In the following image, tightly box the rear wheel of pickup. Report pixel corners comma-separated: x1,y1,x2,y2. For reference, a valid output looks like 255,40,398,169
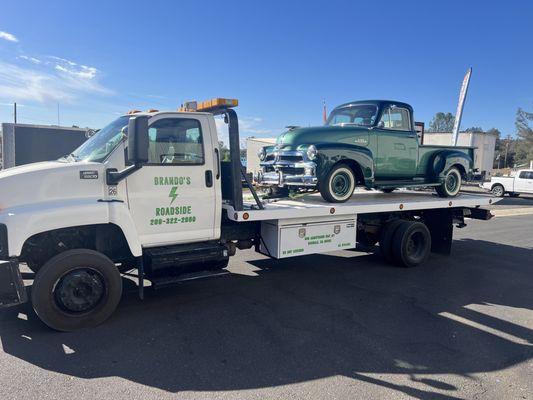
435,167,462,197
32,249,122,332
491,184,505,197
319,164,356,203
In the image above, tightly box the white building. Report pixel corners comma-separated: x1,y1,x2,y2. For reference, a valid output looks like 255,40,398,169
246,137,277,176
423,131,498,178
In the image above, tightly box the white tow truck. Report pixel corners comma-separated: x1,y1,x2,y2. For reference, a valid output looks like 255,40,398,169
482,169,533,197
0,98,496,331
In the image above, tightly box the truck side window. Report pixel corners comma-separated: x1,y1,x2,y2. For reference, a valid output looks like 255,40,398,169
378,107,411,131
519,171,533,179
148,118,204,165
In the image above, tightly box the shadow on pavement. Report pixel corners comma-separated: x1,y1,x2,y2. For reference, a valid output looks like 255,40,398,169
0,238,532,399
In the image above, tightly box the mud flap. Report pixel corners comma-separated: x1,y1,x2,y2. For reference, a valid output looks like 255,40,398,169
0,260,28,308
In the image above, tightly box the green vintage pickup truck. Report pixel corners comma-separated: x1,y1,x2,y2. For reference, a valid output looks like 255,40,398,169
257,100,474,202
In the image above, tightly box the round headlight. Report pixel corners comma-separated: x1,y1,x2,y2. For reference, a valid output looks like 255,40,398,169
307,145,318,160
258,147,266,161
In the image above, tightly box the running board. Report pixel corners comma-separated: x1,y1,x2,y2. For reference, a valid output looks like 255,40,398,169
375,181,440,189
150,270,230,290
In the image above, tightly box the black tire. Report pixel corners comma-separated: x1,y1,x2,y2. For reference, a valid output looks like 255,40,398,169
32,249,122,332
391,221,432,268
319,164,356,203
491,184,505,197
382,188,395,194
380,220,406,263
435,167,462,197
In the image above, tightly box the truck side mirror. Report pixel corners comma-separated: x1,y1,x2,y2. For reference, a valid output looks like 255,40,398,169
127,116,149,165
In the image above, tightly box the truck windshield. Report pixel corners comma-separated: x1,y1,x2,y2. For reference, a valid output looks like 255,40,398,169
326,104,378,127
68,116,130,162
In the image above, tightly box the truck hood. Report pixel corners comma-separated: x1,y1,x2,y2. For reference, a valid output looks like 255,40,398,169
276,125,369,149
0,161,105,211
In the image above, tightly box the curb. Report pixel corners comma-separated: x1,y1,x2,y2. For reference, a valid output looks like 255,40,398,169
491,207,533,217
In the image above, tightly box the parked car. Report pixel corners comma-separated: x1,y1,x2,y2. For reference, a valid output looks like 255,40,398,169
482,169,533,197
257,100,474,202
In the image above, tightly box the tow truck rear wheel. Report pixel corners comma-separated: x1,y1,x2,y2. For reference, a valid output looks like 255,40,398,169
379,219,406,262
31,249,122,332
391,221,431,267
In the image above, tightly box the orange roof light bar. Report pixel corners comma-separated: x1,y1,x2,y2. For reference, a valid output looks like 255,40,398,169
179,98,238,113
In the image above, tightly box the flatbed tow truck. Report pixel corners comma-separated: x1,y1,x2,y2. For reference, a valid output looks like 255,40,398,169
0,98,496,331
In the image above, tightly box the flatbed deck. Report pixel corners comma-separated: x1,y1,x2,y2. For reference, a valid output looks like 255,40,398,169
223,190,497,221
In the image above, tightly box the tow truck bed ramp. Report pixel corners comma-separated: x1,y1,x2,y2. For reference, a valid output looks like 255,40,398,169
223,191,496,221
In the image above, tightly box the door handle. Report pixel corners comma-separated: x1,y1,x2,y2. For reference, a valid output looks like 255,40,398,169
214,148,220,179
205,170,213,187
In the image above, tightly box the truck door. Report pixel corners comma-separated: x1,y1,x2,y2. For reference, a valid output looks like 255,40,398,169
374,105,418,180
515,170,533,193
125,114,221,247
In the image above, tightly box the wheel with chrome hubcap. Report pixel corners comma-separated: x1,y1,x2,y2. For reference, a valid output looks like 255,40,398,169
319,164,356,203
32,249,122,331
435,167,462,197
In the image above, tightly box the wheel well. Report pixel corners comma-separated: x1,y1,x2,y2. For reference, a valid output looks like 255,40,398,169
452,163,467,178
20,224,135,271
491,183,504,190
336,160,365,185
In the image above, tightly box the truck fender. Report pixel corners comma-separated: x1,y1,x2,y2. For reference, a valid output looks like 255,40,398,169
315,143,374,185
5,199,142,258
429,150,472,180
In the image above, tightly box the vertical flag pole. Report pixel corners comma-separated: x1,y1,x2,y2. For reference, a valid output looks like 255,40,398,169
322,100,327,124
451,67,472,146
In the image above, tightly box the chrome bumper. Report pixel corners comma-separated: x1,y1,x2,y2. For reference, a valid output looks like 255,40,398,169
257,158,318,187
257,170,318,187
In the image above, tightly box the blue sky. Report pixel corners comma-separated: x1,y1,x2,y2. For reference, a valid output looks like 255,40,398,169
0,0,532,142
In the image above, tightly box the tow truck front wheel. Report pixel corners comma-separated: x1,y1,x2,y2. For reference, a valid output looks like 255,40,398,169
319,164,356,203
32,249,122,332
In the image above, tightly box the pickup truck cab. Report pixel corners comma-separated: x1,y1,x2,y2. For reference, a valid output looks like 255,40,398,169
257,100,474,202
482,170,533,197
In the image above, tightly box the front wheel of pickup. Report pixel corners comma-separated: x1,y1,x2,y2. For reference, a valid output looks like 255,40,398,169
32,249,122,332
491,184,505,197
435,167,462,197
319,164,356,203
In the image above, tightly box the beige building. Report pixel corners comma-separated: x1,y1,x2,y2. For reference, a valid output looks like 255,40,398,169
246,137,277,176
423,131,498,178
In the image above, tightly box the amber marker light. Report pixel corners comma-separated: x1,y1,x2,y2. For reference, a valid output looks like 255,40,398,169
243,212,250,220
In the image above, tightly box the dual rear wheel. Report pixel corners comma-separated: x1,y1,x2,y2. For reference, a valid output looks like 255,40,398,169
380,220,432,267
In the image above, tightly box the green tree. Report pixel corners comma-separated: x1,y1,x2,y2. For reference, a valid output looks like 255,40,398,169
465,126,483,132
427,112,455,132
515,108,533,165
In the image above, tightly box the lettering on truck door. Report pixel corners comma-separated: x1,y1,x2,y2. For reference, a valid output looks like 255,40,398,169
125,114,218,246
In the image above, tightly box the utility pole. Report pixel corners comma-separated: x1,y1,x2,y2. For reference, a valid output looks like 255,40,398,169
14,102,17,124
503,134,510,168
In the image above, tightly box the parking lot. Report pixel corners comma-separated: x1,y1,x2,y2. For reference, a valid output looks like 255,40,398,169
0,197,532,400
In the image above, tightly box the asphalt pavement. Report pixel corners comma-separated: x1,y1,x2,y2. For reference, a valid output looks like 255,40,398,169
0,214,532,400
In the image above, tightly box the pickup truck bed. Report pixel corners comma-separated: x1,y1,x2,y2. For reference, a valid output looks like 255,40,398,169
224,190,496,221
